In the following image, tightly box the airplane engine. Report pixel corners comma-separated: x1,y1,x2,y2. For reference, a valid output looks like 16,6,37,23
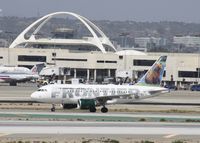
78,99,96,109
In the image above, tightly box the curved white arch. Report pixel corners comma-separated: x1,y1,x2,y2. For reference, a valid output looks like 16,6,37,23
9,12,116,53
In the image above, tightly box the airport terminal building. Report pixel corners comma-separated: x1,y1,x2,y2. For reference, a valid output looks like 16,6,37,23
0,12,200,87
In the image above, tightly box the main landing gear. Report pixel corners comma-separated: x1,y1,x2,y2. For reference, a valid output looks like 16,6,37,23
89,106,96,112
51,104,55,112
101,106,108,113
89,106,108,113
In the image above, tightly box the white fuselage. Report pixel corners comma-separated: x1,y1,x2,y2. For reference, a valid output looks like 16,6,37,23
0,67,39,83
31,84,168,104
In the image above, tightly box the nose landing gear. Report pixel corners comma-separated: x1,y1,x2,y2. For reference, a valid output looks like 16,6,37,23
51,104,55,112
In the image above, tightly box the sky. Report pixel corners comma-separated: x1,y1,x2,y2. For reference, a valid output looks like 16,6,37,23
1,0,200,23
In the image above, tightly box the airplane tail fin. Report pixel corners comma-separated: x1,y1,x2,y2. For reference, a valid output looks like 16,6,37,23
31,63,45,75
136,56,167,86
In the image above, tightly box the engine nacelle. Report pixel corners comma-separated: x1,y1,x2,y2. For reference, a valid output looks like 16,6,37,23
62,104,77,109
78,99,96,109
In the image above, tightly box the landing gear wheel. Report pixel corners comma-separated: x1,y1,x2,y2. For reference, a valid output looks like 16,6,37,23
51,107,55,112
10,82,17,86
101,107,108,113
89,106,96,112
51,104,55,112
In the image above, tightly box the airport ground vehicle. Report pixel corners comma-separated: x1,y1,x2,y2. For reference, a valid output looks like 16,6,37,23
36,78,49,87
31,56,168,113
164,84,177,90
190,84,200,91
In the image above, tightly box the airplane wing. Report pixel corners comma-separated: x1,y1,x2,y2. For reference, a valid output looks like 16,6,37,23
94,88,168,105
95,94,132,105
148,89,169,95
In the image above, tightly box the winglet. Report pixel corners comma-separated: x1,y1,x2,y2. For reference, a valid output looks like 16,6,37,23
136,56,167,86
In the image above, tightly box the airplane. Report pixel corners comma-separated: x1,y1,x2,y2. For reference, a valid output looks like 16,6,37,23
0,63,44,86
31,56,168,113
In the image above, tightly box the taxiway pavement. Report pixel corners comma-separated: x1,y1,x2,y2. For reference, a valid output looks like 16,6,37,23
0,121,200,137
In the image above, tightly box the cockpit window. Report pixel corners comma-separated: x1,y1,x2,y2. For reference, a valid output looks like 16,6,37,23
37,89,47,92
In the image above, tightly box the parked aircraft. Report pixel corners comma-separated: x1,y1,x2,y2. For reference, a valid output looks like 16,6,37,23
0,63,44,86
31,56,168,113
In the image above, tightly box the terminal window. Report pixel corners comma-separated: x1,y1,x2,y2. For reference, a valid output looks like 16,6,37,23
52,58,87,62
133,59,156,66
97,60,117,63
97,60,104,63
105,61,117,63
178,71,197,78
18,55,46,62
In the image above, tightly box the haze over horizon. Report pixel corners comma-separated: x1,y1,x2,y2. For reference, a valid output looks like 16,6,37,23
1,0,200,23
